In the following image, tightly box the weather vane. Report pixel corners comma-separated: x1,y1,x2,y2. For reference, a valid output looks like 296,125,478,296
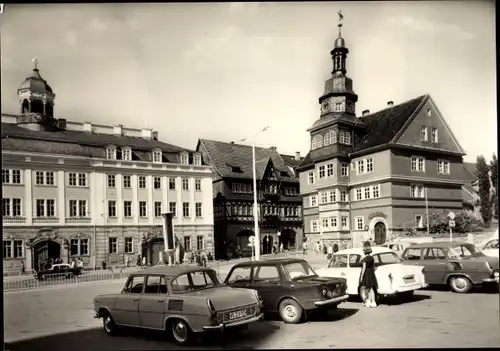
32,57,39,70
337,10,344,36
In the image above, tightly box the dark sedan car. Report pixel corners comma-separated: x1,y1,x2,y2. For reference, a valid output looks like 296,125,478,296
34,263,83,280
401,242,499,293
224,258,348,324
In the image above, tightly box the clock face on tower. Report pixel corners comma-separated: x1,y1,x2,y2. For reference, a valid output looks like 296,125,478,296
321,100,331,113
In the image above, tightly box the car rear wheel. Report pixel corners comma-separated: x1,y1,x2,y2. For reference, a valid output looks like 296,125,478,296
102,312,118,336
170,319,193,345
449,276,472,293
279,298,303,324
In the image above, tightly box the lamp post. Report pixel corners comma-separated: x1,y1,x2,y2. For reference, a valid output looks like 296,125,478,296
240,126,270,261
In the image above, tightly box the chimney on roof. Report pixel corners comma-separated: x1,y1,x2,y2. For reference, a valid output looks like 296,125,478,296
387,101,394,106
83,122,92,133
230,141,235,145
113,125,123,136
141,128,153,140
362,110,370,116
295,151,301,161
269,146,277,151
152,131,158,140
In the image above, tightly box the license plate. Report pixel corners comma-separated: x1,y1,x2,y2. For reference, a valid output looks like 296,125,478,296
229,309,248,320
404,278,416,284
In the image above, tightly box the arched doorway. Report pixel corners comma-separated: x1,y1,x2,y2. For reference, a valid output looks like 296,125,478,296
33,240,61,271
280,229,297,250
374,222,387,245
236,230,254,258
262,235,273,255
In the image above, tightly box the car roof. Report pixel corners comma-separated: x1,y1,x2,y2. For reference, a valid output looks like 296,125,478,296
406,241,471,249
133,265,215,277
232,257,306,268
334,246,394,255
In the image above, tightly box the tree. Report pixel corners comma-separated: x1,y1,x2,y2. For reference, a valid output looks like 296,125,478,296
490,154,498,219
477,155,492,226
427,210,483,234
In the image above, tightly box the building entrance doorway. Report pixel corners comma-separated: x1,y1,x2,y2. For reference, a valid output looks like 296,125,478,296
374,222,387,245
262,235,273,254
34,240,61,271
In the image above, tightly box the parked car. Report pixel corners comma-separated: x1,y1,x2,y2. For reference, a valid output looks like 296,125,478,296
378,242,414,256
224,258,348,324
401,242,499,293
34,263,83,280
93,266,263,345
315,247,427,303
478,235,499,258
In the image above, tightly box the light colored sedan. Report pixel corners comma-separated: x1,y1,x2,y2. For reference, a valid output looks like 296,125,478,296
93,265,263,345
480,237,499,258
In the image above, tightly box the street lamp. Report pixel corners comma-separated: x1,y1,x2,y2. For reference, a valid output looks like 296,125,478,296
240,126,270,261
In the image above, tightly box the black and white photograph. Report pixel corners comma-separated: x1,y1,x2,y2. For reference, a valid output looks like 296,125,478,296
2,1,498,350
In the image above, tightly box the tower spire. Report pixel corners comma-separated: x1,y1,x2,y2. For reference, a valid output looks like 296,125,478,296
32,57,39,71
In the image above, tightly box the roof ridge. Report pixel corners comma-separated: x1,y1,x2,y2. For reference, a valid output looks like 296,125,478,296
361,94,428,118
200,138,276,152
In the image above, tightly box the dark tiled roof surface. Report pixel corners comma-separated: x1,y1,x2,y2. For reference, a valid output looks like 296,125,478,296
280,154,304,167
463,162,478,181
1,122,192,157
353,94,427,152
199,139,298,182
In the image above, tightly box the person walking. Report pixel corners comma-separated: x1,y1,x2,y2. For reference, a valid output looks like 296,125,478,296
359,242,378,308
142,256,147,268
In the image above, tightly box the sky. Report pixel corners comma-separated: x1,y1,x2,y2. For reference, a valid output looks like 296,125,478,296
0,2,496,163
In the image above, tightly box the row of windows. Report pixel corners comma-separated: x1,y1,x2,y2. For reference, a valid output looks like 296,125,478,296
354,185,381,201
108,175,202,191
310,190,348,207
232,183,252,194
227,203,301,217
105,147,202,166
3,240,24,259
311,130,352,150
411,157,450,175
311,217,349,232
420,126,439,143
308,163,349,184
2,198,204,219
3,169,204,190
354,157,374,175
320,216,349,230
107,235,205,254
107,201,203,218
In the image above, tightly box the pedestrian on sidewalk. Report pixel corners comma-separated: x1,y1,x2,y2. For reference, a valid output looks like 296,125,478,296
302,241,308,256
20,261,25,276
142,256,147,268
359,242,378,308
125,256,130,268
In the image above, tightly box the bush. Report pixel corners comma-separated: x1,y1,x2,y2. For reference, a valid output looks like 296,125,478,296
428,210,484,234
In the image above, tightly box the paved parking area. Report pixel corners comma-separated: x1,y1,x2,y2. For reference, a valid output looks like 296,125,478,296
4,254,499,349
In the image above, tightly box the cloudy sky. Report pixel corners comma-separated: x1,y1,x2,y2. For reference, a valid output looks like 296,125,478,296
1,2,496,162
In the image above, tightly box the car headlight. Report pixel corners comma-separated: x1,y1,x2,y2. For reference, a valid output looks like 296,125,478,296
493,270,499,278
322,288,328,298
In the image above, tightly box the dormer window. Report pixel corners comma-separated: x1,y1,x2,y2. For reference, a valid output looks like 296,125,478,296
106,146,116,160
152,149,162,163
193,154,202,166
122,147,132,161
180,152,189,165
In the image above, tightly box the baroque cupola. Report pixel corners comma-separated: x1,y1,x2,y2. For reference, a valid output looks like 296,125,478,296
17,58,56,118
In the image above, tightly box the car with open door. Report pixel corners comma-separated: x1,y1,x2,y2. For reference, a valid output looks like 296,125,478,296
93,266,263,345
224,258,348,324
401,242,499,293
315,247,427,303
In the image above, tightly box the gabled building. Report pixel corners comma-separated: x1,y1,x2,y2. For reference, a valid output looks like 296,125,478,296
296,19,467,248
196,140,303,259
2,61,214,274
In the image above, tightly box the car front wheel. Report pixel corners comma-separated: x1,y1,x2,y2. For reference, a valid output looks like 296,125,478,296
279,298,303,324
102,312,118,336
449,276,472,293
170,319,193,345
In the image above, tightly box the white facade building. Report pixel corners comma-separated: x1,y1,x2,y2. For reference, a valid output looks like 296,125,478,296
2,63,214,274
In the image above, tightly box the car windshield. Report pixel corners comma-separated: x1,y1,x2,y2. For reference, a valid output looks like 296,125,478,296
284,261,318,280
448,244,484,259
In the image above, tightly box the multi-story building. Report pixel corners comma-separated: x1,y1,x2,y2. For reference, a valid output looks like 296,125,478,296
196,139,303,259
2,62,214,274
296,20,467,249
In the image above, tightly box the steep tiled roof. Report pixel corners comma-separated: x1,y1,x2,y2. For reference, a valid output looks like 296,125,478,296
297,94,428,170
199,139,298,182
463,162,478,181
280,153,304,168
353,94,427,152
1,122,192,161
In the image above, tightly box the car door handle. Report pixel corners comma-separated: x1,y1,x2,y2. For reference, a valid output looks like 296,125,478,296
157,299,165,303
133,297,139,301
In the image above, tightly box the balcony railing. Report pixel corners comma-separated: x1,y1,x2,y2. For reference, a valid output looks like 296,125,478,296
33,217,59,224
2,217,26,224
65,217,92,224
